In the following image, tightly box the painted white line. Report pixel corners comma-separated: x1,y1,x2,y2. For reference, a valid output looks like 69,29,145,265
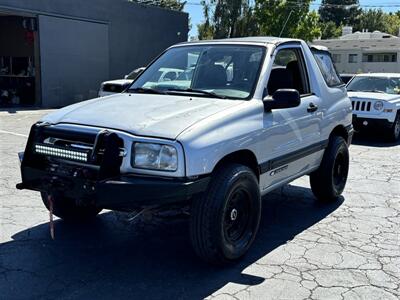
0,129,28,138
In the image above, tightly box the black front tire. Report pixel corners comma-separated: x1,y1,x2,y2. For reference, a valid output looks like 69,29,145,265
190,164,261,265
388,112,400,142
41,192,101,222
310,136,349,202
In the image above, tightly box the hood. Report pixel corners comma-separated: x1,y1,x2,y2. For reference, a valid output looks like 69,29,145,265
102,79,133,86
41,93,244,140
348,91,400,104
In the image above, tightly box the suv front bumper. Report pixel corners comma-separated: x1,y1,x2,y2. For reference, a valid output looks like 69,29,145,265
17,123,210,211
17,165,210,210
352,115,394,131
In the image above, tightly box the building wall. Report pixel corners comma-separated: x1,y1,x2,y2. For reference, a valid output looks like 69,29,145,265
0,0,188,107
332,50,400,74
313,37,400,75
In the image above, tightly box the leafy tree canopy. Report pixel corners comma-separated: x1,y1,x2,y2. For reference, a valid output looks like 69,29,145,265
197,0,400,41
198,0,257,39
320,21,342,39
319,0,361,26
255,0,321,41
131,0,186,11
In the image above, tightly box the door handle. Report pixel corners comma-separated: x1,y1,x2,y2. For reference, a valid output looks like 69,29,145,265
307,103,318,113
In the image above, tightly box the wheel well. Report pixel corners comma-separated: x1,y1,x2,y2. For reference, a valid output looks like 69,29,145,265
330,125,348,143
213,150,260,181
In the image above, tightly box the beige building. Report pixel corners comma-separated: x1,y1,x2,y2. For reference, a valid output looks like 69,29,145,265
313,30,400,74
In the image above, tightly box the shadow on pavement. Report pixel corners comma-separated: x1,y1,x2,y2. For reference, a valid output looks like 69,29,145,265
352,132,400,148
0,106,41,114
1,184,343,299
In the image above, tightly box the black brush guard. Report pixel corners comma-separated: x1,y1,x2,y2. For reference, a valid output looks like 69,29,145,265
16,123,210,211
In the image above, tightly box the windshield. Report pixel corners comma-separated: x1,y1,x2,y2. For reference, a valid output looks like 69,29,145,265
347,76,400,95
128,45,266,100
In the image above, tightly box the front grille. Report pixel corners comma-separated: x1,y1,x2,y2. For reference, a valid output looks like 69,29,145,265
352,100,371,112
34,143,89,162
102,84,126,93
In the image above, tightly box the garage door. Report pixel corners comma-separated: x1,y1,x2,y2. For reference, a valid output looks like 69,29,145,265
39,15,109,107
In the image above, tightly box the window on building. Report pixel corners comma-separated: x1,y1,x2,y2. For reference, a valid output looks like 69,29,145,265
362,53,397,63
349,54,358,63
332,54,341,63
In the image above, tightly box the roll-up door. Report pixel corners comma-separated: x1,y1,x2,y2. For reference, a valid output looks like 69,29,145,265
39,15,109,107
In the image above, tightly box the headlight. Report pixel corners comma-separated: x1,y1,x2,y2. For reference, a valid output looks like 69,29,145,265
374,101,384,111
132,142,177,171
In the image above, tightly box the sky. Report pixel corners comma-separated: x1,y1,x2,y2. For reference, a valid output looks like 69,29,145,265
184,0,400,39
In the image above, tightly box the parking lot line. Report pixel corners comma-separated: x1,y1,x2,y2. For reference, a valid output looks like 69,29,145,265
0,129,28,138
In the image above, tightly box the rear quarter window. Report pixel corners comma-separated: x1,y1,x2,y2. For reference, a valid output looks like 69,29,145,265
312,50,343,87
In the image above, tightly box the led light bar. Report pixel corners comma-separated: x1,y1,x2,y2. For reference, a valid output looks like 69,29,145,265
34,143,89,162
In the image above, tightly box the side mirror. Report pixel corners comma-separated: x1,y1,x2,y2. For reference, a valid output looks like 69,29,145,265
124,75,128,79
263,89,300,111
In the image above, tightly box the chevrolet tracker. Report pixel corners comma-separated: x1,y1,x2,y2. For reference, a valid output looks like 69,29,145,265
17,37,353,264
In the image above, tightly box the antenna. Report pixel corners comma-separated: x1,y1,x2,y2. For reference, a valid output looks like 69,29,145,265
279,10,294,37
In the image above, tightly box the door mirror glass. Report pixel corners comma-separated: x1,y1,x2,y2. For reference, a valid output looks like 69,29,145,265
263,89,300,111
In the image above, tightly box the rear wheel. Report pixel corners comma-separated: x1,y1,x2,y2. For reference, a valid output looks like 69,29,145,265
310,136,349,202
41,192,101,221
190,164,261,265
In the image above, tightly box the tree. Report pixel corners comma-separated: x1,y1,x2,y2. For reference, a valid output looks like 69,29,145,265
197,0,214,39
320,21,342,39
197,0,257,40
319,0,361,26
385,13,400,36
212,0,256,38
351,10,400,36
255,0,321,41
131,0,186,11
293,11,322,41
355,9,387,33
234,4,259,37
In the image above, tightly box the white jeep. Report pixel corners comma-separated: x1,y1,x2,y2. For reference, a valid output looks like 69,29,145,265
347,73,400,141
17,37,353,264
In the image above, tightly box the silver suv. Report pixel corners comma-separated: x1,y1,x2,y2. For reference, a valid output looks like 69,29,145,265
17,37,353,264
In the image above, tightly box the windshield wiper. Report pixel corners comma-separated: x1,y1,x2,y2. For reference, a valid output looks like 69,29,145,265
128,87,167,95
361,89,386,94
167,88,226,99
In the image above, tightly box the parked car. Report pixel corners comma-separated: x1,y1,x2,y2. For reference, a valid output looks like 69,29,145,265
98,67,145,97
347,73,400,141
341,73,355,84
17,37,353,264
98,67,184,97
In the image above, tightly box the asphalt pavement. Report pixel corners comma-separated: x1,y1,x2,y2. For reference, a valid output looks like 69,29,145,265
0,109,399,299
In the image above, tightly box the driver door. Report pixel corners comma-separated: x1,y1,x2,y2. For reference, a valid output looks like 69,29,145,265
259,45,323,191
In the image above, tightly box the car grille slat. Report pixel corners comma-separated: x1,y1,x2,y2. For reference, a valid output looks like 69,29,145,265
352,100,372,112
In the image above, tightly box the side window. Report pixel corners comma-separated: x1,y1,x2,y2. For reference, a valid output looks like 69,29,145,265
312,50,343,87
267,48,310,96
